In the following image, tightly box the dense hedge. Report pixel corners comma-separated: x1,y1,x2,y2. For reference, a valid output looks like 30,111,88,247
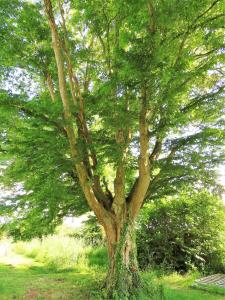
137,190,225,273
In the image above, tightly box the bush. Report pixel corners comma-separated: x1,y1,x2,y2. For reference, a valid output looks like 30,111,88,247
72,215,104,246
86,246,108,268
137,190,225,273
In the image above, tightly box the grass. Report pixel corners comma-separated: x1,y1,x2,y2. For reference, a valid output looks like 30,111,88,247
0,238,225,299
160,272,225,300
13,235,88,270
0,244,104,300
0,263,104,300
0,237,105,299
192,284,225,296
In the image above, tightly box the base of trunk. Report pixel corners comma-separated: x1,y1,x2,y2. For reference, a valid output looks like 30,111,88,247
106,252,141,299
104,221,141,299
101,216,165,299
105,267,141,299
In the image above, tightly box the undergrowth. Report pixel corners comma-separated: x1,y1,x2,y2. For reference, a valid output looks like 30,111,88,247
8,236,225,300
13,235,94,270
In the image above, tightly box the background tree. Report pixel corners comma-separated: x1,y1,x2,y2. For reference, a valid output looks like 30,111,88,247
0,0,225,298
137,190,225,273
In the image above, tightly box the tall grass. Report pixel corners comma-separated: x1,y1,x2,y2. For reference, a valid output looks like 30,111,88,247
13,235,92,270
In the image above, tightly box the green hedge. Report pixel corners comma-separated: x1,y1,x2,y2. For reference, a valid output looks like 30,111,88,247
137,190,225,273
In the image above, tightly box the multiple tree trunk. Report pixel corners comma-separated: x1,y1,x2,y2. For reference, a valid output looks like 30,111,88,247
44,0,152,296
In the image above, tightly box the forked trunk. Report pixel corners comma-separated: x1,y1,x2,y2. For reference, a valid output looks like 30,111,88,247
104,219,141,299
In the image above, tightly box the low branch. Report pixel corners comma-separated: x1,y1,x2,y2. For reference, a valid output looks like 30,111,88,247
181,84,224,113
192,0,221,24
1,99,67,137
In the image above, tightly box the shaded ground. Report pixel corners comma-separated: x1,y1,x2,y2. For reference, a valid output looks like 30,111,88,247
0,263,104,300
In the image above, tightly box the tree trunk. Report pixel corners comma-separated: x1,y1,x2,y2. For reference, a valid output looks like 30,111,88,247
104,219,141,299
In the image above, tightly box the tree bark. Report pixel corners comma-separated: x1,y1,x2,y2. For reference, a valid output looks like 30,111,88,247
104,216,141,298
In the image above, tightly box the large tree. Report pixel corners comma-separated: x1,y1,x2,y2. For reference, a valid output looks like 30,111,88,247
0,0,224,297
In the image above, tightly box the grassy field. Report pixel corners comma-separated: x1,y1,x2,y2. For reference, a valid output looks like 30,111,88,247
159,273,225,300
0,240,225,299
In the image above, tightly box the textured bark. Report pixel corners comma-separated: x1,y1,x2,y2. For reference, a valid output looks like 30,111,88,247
104,218,140,298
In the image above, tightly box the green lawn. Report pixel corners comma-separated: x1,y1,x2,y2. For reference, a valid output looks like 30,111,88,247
0,251,225,299
0,263,104,300
162,273,225,300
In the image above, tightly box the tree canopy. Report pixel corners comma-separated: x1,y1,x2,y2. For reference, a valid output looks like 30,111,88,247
0,0,224,296
0,0,224,236
1,0,224,236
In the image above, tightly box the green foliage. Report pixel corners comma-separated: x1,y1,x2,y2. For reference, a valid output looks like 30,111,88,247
12,231,108,271
137,272,165,300
0,0,224,242
137,190,225,273
72,215,104,246
0,94,88,239
86,247,108,269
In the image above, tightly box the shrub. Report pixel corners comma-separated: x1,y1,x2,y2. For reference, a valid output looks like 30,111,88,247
72,215,104,246
137,190,225,273
86,246,108,268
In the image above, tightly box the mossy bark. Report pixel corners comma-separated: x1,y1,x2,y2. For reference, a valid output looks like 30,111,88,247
104,220,141,299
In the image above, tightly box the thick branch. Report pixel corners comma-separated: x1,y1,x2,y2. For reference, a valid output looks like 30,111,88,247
45,71,56,102
149,137,162,163
147,1,156,34
112,91,130,220
129,88,151,219
112,129,127,218
58,0,109,203
44,0,108,223
145,144,180,200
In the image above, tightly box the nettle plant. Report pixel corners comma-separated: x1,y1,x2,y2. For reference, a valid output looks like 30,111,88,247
0,0,224,297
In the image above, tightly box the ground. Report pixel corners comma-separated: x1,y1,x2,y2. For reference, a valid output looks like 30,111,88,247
0,248,225,299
